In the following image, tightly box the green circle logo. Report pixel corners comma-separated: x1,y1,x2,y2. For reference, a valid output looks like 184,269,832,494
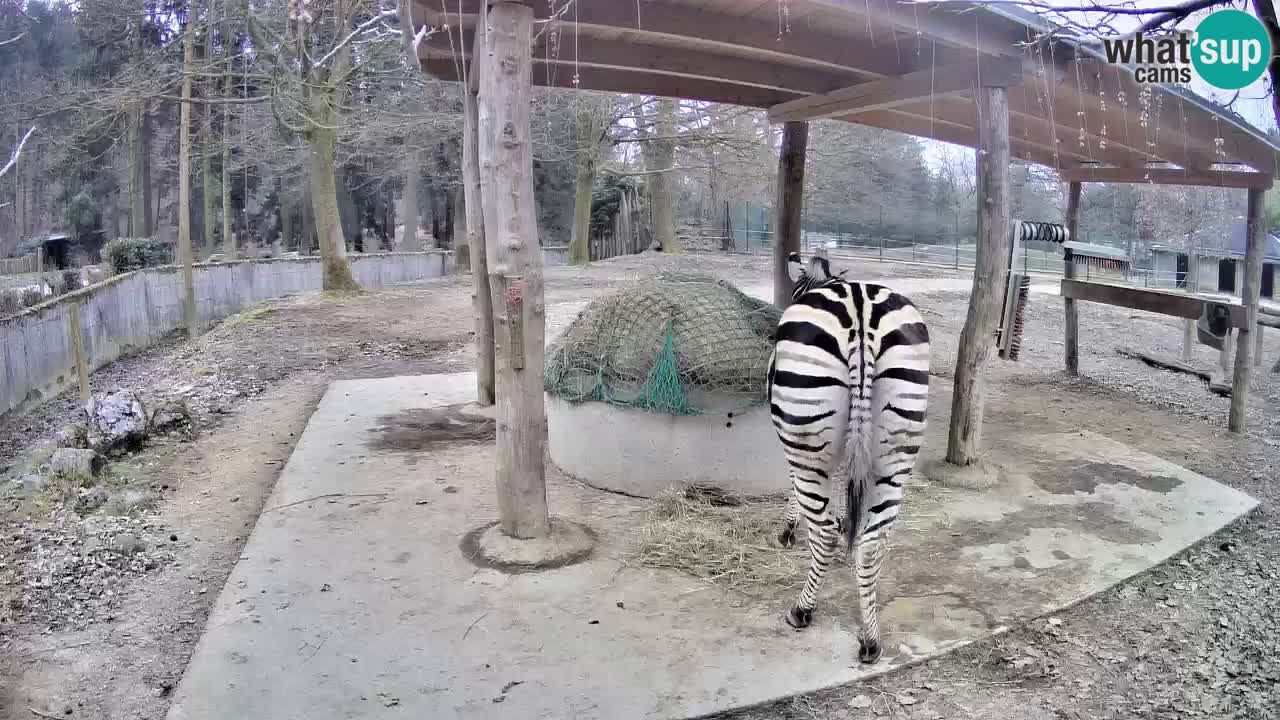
1192,9,1272,90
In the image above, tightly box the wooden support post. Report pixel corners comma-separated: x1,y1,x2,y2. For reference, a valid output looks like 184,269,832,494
67,303,91,403
1220,330,1233,378
1256,325,1264,367
1063,180,1081,374
463,34,495,406
946,84,1010,467
1229,187,1267,432
773,121,809,309
1182,320,1195,363
478,0,550,539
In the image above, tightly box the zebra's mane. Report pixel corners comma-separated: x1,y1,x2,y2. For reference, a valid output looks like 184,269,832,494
790,255,851,300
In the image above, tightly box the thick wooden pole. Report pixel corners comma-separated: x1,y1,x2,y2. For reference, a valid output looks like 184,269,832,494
773,121,808,309
68,303,91,403
478,1,550,539
1229,187,1267,432
1063,180,1081,374
464,45,495,406
946,85,1010,466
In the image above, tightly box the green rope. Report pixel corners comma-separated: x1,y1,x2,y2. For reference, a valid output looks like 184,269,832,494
633,326,693,415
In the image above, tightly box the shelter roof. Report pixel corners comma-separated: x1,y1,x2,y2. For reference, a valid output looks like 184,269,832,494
408,0,1280,182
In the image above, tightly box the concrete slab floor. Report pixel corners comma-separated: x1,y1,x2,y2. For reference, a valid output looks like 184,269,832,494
166,373,1257,720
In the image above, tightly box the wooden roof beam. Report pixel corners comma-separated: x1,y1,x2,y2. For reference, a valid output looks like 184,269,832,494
420,57,804,109
906,94,1146,168
846,108,1080,170
805,0,1026,57
413,1,922,80
1059,166,1274,189
422,29,864,97
767,57,1021,123
1060,58,1273,174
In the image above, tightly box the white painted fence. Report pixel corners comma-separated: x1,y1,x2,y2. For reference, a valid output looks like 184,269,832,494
1,252,452,415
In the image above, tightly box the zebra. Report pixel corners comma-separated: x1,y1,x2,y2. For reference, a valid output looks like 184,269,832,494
766,251,931,664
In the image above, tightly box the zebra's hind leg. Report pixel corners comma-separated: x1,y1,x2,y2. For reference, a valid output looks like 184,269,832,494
852,530,887,663
777,486,801,547
784,501,840,629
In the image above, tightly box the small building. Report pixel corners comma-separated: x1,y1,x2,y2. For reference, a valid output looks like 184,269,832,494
1063,241,1132,281
1149,221,1280,298
24,230,108,270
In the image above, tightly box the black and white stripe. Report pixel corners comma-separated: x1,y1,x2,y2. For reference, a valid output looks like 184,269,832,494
769,252,930,665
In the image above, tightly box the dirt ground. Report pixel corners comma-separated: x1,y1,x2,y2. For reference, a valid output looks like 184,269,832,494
2,250,1278,720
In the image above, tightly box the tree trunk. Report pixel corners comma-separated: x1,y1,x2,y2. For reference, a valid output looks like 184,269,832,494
773,121,808,310
570,102,604,265
455,182,470,270
308,108,359,291
648,98,679,252
401,148,421,251
569,154,594,265
201,12,216,253
127,103,147,237
280,182,293,250
478,0,549,539
178,25,199,336
141,106,154,237
446,188,456,248
946,85,1010,466
464,78,494,403
220,76,235,259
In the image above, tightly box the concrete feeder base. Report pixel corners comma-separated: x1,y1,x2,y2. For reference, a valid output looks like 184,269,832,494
545,394,788,498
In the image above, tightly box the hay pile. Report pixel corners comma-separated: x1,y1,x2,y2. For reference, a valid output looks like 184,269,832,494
544,272,780,415
630,487,831,595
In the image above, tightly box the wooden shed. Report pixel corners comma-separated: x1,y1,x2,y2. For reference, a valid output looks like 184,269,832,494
404,0,1279,536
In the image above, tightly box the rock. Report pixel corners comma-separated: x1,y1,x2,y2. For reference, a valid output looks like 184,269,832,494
75,486,109,514
848,694,873,709
149,400,193,435
12,473,48,493
56,423,90,449
85,391,148,452
50,448,104,479
107,488,158,516
109,532,147,554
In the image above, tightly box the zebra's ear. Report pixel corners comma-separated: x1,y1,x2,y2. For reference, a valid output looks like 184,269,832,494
786,252,805,281
808,255,832,280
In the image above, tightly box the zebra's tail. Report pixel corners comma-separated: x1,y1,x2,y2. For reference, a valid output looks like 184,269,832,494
844,343,875,552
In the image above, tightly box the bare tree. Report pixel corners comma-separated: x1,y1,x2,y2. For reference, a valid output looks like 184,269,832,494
249,0,401,290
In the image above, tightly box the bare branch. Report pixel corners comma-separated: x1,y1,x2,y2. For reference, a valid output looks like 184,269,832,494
316,9,399,68
0,32,25,48
0,126,36,180
157,94,273,105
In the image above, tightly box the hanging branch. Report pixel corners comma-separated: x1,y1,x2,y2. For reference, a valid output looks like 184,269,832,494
0,32,25,47
0,126,36,180
315,9,399,67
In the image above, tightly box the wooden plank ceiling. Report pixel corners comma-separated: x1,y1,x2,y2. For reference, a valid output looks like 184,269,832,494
409,0,1280,182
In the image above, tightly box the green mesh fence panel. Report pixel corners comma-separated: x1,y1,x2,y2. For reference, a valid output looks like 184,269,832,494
545,272,781,415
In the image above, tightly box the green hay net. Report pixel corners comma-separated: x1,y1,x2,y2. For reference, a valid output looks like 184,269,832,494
545,272,781,416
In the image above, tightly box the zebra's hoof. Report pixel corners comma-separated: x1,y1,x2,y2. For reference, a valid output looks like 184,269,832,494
784,606,813,629
777,526,796,548
858,639,882,664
